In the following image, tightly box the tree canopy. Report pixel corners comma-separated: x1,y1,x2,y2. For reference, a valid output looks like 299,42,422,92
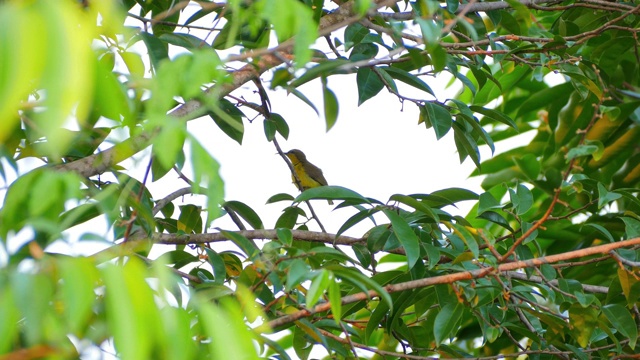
1,0,640,359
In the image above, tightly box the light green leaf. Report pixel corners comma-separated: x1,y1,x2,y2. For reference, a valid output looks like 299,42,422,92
190,137,224,223
328,277,342,324
198,298,261,360
307,270,330,308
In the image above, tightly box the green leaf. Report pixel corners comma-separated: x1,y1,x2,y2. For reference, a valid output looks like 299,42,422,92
382,209,420,269
155,250,197,270
566,143,602,161
584,223,615,242
621,217,640,238
356,67,385,106
603,304,638,349
266,193,295,204
271,113,290,140
477,211,514,232
509,184,533,215
177,204,203,234
208,99,245,145
453,121,481,167
223,200,264,229
446,0,459,13
344,23,370,50
420,102,452,139
322,79,339,131
569,304,598,347
326,265,393,310
415,17,441,46
137,32,169,72
295,185,369,204
597,183,621,209
204,248,227,285
220,230,259,260
159,33,209,50
289,89,319,115
198,298,261,360
352,243,372,268
453,223,479,258
328,277,342,324
389,194,439,222
276,228,293,246
190,137,224,223
469,105,518,131
263,118,277,142
434,302,464,345
381,66,434,96
514,153,541,181
59,257,99,335
101,259,160,360
478,192,502,214
307,270,330,308
286,259,312,290
289,59,350,88
262,0,317,67
336,207,380,237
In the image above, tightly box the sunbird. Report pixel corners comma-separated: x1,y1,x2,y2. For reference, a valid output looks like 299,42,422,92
285,149,333,205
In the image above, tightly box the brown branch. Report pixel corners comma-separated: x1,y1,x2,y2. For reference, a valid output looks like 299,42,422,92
267,237,640,328
317,329,436,360
152,187,196,216
152,229,362,246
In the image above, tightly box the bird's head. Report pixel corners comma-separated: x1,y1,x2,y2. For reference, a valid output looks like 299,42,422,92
285,149,307,162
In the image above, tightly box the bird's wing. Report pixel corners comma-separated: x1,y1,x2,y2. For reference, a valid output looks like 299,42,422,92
304,163,328,186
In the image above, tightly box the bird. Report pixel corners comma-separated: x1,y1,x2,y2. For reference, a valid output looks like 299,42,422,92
284,149,334,205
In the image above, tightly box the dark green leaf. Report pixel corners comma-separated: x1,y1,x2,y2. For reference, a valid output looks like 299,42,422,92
470,105,518,131
356,67,385,106
136,32,169,72
420,102,452,139
322,79,339,131
603,304,638,349
380,66,434,96
621,217,640,238
434,302,464,345
382,209,420,269
477,211,514,232
266,193,295,204
295,186,369,204
223,201,264,229
204,248,227,285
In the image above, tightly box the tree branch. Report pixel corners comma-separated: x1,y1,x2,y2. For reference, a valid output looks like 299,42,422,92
267,237,640,328
151,229,364,246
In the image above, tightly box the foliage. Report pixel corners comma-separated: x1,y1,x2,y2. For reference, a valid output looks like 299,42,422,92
1,0,640,359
